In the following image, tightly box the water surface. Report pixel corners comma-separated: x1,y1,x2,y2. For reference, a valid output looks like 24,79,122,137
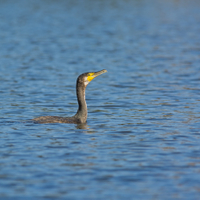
0,0,200,199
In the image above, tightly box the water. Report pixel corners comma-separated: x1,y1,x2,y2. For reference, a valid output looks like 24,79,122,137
0,0,200,199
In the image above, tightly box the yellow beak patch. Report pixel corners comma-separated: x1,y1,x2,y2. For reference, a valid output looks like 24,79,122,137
86,70,107,82
87,73,95,82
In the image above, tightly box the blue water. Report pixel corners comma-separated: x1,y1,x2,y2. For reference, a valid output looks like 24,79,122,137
1,0,200,199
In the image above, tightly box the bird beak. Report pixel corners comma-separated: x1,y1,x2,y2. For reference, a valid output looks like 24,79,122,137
87,69,107,82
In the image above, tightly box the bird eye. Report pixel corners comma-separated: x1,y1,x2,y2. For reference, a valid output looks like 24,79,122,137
88,73,95,76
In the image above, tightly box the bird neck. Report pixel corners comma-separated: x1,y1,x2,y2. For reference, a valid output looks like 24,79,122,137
74,82,87,123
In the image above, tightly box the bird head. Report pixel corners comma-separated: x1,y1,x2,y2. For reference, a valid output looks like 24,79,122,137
77,69,107,87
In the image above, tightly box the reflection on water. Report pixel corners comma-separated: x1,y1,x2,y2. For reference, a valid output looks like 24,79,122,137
75,123,90,130
0,0,200,199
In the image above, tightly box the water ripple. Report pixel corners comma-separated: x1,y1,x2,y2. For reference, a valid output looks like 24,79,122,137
0,0,200,199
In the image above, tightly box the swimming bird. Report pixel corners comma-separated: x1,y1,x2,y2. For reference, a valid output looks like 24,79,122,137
32,69,107,124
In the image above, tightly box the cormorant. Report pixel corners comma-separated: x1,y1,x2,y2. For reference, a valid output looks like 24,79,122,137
32,69,107,124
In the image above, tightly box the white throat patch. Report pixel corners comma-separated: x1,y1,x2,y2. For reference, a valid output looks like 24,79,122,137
84,77,90,86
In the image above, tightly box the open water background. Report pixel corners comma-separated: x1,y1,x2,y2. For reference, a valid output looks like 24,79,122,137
0,0,200,199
